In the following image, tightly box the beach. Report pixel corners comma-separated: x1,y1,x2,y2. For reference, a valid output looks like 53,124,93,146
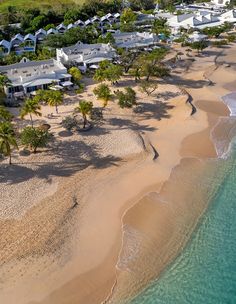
0,43,236,304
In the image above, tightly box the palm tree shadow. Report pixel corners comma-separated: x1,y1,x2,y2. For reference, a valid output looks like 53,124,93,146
0,141,122,185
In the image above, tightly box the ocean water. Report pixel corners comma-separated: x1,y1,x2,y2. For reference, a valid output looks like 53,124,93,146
129,139,236,304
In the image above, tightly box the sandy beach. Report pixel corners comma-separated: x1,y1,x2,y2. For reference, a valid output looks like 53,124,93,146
1,43,236,304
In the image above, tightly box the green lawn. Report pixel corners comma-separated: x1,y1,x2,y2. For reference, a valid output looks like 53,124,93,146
0,0,86,12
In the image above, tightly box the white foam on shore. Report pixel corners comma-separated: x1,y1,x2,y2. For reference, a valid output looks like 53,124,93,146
222,92,236,117
210,93,236,159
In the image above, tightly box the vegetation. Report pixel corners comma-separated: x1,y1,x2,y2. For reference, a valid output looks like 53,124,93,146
0,73,11,92
94,60,123,85
190,41,208,53
139,80,158,96
21,126,52,153
130,48,169,82
0,105,13,122
211,39,228,47
20,98,42,127
152,18,171,38
0,121,18,164
93,83,112,107
120,8,137,32
115,87,137,108
69,67,82,85
35,90,63,113
61,116,78,131
74,100,93,128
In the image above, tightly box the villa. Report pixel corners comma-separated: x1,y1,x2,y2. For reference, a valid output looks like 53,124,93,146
0,58,72,100
56,41,117,72
112,31,158,49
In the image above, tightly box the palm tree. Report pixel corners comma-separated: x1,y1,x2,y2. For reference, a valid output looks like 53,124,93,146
47,91,63,113
74,101,93,128
0,122,18,164
20,98,42,127
0,106,13,122
0,74,11,93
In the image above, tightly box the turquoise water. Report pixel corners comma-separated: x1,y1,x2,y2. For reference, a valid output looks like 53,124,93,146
130,142,236,304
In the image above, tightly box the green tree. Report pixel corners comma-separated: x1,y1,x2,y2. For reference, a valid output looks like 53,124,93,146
69,67,82,85
94,61,123,85
133,48,169,81
139,80,158,96
115,87,137,108
20,98,42,127
152,18,171,38
190,41,208,54
97,32,115,44
21,126,51,153
0,121,18,164
0,106,13,122
120,8,137,32
93,84,112,107
74,101,93,128
0,74,11,93
46,91,63,113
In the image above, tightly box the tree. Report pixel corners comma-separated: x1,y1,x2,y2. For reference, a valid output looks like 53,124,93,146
0,121,18,164
93,84,112,107
0,73,11,93
190,41,208,54
152,18,171,38
133,48,169,81
74,101,93,128
120,50,140,73
120,8,137,32
0,106,13,122
21,126,51,153
20,98,42,127
46,91,63,113
97,32,115,44
115,87,137,108
69,67,82,85
139,81,158,96
94,61,123,85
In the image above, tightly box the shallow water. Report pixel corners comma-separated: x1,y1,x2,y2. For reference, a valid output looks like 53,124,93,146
129,140,236,304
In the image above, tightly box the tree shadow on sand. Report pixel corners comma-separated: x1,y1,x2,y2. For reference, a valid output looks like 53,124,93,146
0,141,121,185
134,100,175,121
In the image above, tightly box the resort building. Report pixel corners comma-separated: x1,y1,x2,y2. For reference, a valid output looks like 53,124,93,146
0,40,11,56
56,41,117,72
167,11,221,30
112,31,158,49
0,58,72,99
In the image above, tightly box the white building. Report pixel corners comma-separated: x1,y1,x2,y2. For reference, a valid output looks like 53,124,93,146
56,41,117,72
0,58,72,99
211,0,229,7
112,31,158,49
168,11,221,30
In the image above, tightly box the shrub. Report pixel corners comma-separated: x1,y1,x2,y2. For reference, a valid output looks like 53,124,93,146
115,87,137,108
61,116,78,131
93,84,112,107
211,40,228,47
21,126,52,153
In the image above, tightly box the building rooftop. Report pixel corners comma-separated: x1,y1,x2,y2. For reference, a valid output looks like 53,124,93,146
0,59,67,85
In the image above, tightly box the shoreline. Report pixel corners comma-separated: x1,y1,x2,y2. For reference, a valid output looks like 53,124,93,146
104,47,235,303
0,44,236,304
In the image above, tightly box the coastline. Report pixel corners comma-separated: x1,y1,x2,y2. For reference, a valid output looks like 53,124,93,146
0,44,236,304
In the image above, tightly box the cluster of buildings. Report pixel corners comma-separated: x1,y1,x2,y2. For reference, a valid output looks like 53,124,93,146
167,9,236,31
0,31,159,100
0,13,121,56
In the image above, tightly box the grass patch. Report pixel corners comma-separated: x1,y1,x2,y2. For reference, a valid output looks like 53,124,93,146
0,0,86,13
